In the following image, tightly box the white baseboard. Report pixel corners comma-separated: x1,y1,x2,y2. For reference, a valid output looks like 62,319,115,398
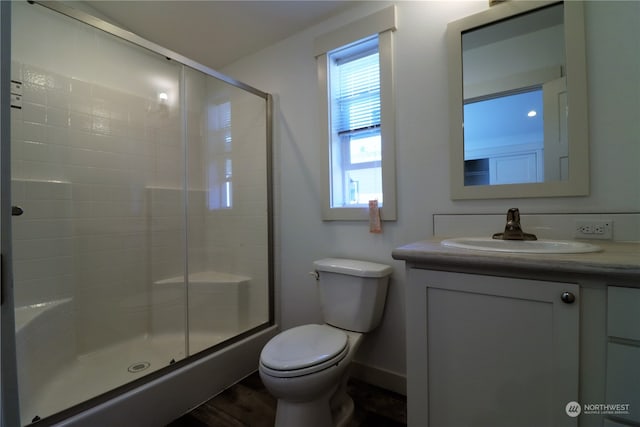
350,361,406,396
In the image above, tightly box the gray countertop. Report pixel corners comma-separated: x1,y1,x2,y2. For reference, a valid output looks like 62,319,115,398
392,239,640,283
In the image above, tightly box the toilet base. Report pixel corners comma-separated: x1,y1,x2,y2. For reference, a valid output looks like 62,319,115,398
333,394,354,427
274,387,335,427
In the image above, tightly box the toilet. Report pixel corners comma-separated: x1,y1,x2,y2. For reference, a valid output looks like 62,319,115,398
259,258,392,427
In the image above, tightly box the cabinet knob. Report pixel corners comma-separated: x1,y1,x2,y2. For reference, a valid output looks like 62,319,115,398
561,291,575,304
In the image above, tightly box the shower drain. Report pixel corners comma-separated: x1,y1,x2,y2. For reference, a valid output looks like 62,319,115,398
128,361,151,373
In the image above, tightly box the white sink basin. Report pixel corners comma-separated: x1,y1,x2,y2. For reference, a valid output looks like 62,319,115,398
441,237,602,254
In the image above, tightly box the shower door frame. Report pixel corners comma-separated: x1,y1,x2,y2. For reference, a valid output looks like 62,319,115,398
1,1,276,425
2,1,22,427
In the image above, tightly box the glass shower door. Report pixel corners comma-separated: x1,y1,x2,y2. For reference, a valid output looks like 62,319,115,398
10,2,187,422
6,2,272,425
184,68,270,354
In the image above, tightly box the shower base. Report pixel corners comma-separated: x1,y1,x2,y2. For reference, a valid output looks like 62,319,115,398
21,331,234,424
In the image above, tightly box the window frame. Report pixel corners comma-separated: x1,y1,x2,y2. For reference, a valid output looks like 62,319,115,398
316,6,396,221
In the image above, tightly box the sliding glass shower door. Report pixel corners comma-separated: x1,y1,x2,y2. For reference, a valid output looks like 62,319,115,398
7,2,271,425
184,68,270,354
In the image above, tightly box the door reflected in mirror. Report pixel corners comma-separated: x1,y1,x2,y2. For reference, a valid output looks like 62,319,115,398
462,3,564,186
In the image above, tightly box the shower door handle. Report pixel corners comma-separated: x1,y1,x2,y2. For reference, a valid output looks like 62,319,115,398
12,206,23,216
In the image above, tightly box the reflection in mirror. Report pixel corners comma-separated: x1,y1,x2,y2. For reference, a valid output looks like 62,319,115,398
463,3,564,186
447,1,589,199
464,89,545,185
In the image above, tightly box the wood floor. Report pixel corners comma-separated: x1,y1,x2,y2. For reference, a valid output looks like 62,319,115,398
167,371,407,427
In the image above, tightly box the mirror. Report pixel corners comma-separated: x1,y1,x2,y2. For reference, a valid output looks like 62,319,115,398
447,1,589,199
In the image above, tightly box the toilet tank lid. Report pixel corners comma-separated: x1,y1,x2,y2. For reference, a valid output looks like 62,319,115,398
313,258,392,278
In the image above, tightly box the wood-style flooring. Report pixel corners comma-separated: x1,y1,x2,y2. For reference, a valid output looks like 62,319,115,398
167,371,406,427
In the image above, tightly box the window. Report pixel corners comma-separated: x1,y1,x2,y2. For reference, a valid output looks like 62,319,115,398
330,38,382,206
316,6,396,221
207,101,233,209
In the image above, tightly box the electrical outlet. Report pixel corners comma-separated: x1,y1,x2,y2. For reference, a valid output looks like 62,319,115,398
575,220,613,240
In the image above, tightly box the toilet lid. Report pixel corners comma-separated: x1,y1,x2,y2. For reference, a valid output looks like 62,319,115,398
260,324,348,371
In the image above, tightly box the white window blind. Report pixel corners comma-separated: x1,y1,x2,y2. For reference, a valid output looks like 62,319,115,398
334,50,380,135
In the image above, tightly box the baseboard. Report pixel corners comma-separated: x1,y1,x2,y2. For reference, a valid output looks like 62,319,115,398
350,361,406,396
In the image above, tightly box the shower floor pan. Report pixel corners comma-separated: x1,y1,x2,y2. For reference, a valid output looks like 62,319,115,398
21,331,234,424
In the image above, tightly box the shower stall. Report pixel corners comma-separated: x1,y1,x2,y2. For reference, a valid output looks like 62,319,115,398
1,2,274,426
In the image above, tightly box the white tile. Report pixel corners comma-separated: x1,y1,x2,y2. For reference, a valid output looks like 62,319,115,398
44,71,70,92
22,82,47,105
11,61,22,81
109,118,128,137
24,161,65,182
92,116,112,136
11,180,26,202
69,95,92,115
22,122,47,143
22,141,48,162
47,144,72,165
91,100,110,119
11,136,24,161
47,126,69,145
13,238,73,261
25,180,71,200
22,66,47,87
11,110,24,134
46,88,70,109
68,129,90,148
90,133,118,153
11,160,25,180
71,183,93,201
71,201,94,218
46,107,69,128
12,218,72,240
20,199,72,220
69,111,93,133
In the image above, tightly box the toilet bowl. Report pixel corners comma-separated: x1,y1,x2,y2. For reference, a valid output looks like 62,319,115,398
259,259,392,427
260,324,363,427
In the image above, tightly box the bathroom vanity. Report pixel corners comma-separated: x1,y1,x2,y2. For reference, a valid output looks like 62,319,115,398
392,240,640,427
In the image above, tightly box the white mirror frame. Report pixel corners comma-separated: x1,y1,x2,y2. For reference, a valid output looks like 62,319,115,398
447,0,589,200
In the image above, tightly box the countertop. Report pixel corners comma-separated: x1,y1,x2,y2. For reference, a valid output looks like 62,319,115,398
392,239,640,283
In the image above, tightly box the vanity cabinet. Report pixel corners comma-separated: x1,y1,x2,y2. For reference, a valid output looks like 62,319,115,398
394,239,640,427
406,269,580,427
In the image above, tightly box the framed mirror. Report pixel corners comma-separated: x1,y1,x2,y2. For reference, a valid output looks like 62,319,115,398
447,1,589,199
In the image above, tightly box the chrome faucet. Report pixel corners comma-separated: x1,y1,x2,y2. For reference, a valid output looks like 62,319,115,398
492,208,537,241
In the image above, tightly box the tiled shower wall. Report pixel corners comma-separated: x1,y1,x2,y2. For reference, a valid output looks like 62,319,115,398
11,60,182,352
10,60,269,353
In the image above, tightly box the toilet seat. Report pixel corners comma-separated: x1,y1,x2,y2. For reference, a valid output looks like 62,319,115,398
260,324,349,378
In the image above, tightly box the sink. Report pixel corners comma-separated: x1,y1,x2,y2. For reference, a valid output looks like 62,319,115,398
441,237,602,254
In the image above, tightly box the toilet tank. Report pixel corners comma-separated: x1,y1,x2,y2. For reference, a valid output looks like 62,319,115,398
313,258,392,333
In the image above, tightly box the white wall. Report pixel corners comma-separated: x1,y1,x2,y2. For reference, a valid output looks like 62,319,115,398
223,0,640,391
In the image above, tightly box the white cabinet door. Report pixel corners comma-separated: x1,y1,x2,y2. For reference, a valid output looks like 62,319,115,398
406,269,580,427
490,151,540,185
543,76,569,181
